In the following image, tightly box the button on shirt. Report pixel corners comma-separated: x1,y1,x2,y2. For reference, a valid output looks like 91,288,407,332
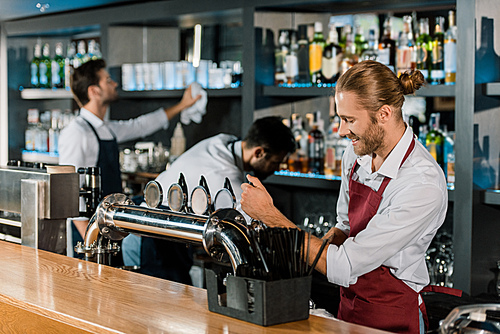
59,107,170,169
326,125,448,292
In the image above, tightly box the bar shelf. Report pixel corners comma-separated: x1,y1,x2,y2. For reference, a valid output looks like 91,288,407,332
262,84,455,98
264,171,341,190
481,189,500,206
118,87,242,99
19,88,73,100
484,82,500,96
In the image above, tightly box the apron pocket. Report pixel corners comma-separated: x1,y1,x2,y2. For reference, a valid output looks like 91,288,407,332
352,296,410,332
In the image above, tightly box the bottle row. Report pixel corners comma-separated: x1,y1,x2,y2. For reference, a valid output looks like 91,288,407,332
418,112,455,187
274,11,457,87
24,108,77,154
281,109,455,188
29,39,102,90
121,60,243,91
284,111,349,177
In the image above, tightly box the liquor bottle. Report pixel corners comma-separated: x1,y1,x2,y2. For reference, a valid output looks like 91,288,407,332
39,43,51,88
442,125,455,187
35,111,50,152
25,108,40,151
51,42,65,88
73,40,87,68
416,18,432,81
444,10,457,85
93,40,103,59
397,15,415,77
361,29,378,61
338,25,348,52
308,111,325,174
275,29,290,85
309,22,325,85
335,133,350,175
65,42,76,90
353,24,368,57
340,25,357,76
431,16,445,84
48,109,61,153
378,16,397,72
288,114,309,173
321,25,342,84
170,123,186,162
87,40,102,60
30,43,42,88
425,113,444,168
296,25,311,85
418,125,428,146
285,30,299,85
324,116,340,176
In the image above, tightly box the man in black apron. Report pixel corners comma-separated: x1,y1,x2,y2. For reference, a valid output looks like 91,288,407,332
59,59,200,262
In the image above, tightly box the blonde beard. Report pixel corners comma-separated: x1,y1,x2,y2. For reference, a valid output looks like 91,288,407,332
352,122,385,157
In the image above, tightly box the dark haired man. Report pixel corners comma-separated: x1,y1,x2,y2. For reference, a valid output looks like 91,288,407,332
122,116,296,283
59,59,200,246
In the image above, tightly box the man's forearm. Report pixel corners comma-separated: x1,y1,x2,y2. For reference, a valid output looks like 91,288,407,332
260,206,297,229
164,103,185,120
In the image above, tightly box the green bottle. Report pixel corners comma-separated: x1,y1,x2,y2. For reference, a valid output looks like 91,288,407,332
51,42,65,88
431,16,445,85
353,24,368,57
39,43,52,88
309,22,325,85
30,43,42,88
321,26,342,83
416,18,432,82
426,113,444,168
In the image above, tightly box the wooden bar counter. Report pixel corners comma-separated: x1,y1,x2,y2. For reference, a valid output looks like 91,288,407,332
0,241,388,333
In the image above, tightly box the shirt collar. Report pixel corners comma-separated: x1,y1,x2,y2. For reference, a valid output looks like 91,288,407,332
232,140,244,172
357,124,414,179
80,108,104,128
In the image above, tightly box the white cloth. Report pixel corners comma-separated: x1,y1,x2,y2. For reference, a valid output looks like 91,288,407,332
155,133,249,221
59,107,169,169
180,82,207,125
326,125,448,292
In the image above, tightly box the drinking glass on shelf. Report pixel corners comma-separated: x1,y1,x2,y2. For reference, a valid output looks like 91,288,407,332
496,260,500,296
302,213,334,238
427,231,454,287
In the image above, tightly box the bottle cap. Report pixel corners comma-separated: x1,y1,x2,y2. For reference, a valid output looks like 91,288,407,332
298,25,308,40
173,122,184,137
314,22,323,33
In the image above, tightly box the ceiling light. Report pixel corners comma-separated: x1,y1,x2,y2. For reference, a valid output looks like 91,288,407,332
36,3,50,13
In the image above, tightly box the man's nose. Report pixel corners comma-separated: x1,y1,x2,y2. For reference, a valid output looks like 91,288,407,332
338,121,349,137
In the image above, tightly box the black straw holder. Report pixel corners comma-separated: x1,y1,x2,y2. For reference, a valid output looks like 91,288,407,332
205,268,312,326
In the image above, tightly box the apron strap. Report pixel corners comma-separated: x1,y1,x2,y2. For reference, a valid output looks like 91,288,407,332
422,285,463,297
420,285,463,333
419,300,430,333
353,138,417,196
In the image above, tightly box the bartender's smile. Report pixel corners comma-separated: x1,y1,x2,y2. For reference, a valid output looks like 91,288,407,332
336,91,386,157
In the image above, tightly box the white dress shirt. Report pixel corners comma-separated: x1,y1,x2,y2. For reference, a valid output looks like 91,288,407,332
327,125,448,292
155,134,250,221
59,107,169,169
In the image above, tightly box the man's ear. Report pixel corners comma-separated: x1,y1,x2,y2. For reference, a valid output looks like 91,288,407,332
88,85,100,99
378,104,393,124
253,146,266,159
